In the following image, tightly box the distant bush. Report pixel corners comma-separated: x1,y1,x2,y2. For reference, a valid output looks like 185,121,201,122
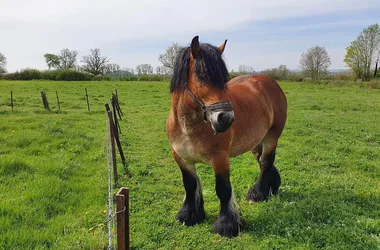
123,76,138,81
330,72,355,81
0,73,18,80
287,72,304,82
138,74,171,81
0,69,41,80
262,65,290,81
0,69,93,81
0,70,174,82
53,70,93,81
18,69,42,80
229,72,243,79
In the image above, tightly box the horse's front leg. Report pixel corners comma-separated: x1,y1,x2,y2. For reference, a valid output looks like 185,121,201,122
172,150,205,226
211,155,242,237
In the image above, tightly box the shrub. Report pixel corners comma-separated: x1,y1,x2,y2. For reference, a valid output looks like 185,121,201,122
18,69,42,80
54,69,93,81
0,73,18,80
124,76,138,81
287,72,304,82
137,74,170,81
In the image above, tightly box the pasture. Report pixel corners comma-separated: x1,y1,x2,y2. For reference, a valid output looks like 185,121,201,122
0,80,379,249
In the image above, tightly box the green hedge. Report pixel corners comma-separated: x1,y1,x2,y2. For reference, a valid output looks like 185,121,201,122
0,69,94,81
0,69,172,81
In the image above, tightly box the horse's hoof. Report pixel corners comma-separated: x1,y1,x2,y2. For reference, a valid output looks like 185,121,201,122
212,215,242,238
176,205,205,226
246,187,267,202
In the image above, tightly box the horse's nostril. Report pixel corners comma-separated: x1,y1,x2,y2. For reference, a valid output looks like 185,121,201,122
217,112,234,127
217,113,225,123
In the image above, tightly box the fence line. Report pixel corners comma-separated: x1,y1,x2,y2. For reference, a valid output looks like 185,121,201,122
105,120,115,249
105,94,130,249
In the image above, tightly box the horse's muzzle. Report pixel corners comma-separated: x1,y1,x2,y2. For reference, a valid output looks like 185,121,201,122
209,111,234,134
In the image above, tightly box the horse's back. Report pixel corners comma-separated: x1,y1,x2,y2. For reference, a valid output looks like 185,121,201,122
228,75,287,118
227,75,287,156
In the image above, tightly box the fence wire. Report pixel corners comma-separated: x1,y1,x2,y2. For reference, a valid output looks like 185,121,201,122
105,119,116,250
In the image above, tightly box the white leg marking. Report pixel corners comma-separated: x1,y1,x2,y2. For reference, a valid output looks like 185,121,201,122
228,191,241,225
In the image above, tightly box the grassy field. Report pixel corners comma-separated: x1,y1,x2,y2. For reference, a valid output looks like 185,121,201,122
0,80,379,249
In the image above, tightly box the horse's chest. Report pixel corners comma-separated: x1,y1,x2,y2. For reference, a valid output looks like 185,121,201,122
171,134,209,164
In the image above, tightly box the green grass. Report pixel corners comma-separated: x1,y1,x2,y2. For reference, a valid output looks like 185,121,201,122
0,80,379,249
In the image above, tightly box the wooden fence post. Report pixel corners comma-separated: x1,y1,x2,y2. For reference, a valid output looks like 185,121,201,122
85,88,90,111
105,104,118,185
112,97,121,134
56,91,61,110
41,91,50,111
112,94,123,120
11,91,13,111
116,187,130,250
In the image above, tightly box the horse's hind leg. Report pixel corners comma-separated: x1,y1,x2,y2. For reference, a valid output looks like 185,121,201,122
251,143,262,163
247,133,281,202
172,150,205,225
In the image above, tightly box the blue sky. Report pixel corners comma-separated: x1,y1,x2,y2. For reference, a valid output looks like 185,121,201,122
1,0,379,72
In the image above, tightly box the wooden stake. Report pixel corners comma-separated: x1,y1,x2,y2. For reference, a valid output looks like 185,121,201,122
116,188,130,250
113,94,123,118
41,91,50,111
56,91,61,110
112,97,121,134
11,91,13,111
105,104,118,185
85,88,90,111
110,99,129,175
114,125,128,175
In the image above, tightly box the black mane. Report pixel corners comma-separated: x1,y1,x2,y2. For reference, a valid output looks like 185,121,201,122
170,43,229,93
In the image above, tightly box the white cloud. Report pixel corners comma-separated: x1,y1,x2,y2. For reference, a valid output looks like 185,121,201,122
0,0,378,71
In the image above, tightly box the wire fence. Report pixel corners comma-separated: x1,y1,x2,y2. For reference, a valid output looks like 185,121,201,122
105,119,116,249
104,93,130,250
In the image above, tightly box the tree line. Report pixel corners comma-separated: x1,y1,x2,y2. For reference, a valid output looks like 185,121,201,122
1,23,379,81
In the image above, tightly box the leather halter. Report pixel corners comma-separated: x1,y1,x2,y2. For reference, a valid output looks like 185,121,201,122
185,83,233,122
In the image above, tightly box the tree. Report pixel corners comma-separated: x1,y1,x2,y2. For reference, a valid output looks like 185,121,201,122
262,65,290,80
277,64,290,80
300,46,331,80
59,49,78,69
0,53,6,74
136,64,153,75
344,24,380,81
374,52,379,79
81,48,110,75
238,65,255,75
105,63,121,75
44,49,78,70
44,53,61,70
158,42,182,73
156,65,171,75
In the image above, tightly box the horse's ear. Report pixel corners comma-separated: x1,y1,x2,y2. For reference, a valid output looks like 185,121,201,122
218,39,228,54
191,36,200,58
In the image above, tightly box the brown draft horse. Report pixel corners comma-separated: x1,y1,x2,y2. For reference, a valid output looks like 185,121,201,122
166,36,287,237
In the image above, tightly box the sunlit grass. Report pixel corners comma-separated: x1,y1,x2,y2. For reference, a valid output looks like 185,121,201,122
0,80,379,249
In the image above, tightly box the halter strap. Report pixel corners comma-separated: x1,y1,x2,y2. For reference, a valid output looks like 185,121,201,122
185,83,233,122
185,84,206,111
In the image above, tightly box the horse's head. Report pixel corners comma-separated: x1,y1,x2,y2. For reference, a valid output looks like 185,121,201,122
171,36,234,134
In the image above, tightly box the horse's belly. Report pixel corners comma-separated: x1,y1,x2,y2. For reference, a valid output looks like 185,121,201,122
229,137,261,157
229,126,267,157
